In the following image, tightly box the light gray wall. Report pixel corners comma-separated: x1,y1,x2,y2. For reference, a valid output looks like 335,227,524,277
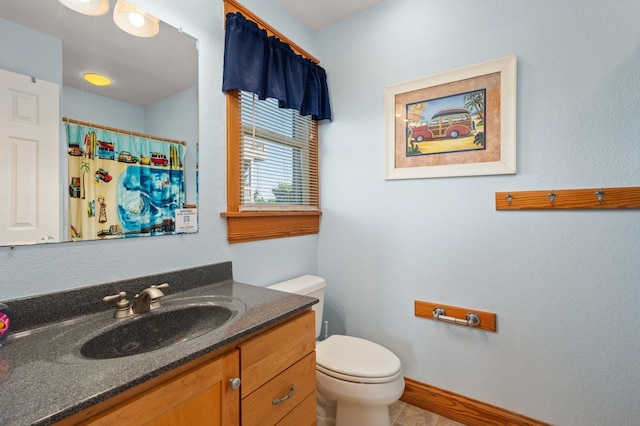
0,17,62,83
313,0,640,425
62,86,146,131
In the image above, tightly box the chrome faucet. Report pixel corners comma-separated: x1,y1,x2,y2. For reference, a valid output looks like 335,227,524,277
131,283,169,314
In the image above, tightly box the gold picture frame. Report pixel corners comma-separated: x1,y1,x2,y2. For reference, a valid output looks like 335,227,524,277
385,55,517,179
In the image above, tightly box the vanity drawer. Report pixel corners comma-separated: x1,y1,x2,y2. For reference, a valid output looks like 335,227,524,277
242,352,316,426
239,310,315,398
276,392,317,426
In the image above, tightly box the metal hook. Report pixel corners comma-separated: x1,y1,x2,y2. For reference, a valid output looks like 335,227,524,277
595,188,605,203
548,191,556,204
506,193,513,205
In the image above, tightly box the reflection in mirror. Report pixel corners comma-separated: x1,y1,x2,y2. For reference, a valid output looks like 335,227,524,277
0,0,198,246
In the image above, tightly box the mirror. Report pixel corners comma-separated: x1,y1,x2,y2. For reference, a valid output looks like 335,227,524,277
0,0,198,246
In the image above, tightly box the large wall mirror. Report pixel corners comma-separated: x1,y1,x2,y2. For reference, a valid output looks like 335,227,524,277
0,0,198,246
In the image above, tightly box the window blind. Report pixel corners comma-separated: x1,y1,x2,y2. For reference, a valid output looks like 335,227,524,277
238,90,318,211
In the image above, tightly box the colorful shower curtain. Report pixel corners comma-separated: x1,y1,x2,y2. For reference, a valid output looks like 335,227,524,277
65,122,185,241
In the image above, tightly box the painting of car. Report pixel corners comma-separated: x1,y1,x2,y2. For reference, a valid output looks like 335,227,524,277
411,108,476,141
139,156,150,165
94,168,112,183
150,152,168,166
68,144,85,156
117,151,137,163
97,143,115,160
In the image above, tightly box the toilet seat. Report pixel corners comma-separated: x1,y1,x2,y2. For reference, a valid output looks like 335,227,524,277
316,335,402,384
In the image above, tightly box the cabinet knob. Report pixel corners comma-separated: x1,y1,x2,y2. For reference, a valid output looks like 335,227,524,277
229,377,241,390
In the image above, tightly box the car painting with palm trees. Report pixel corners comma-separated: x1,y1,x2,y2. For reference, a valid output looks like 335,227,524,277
406,89,486,156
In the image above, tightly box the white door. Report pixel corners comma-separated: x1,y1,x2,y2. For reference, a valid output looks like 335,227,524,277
0,68,60,245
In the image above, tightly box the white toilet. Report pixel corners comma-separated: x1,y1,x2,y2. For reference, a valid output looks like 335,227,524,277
269,275,405,426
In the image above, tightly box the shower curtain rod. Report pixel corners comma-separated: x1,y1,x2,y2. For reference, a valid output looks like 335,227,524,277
62,117,187,146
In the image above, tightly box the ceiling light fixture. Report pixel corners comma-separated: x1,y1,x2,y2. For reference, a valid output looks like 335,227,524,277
58,0,109,16
113,0,159,38
83,73,111,87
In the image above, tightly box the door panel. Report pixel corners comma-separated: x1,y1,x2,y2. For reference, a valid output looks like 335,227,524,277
0,68,59,244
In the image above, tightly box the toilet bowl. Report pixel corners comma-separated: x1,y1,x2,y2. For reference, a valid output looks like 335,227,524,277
268,276,405,426
316,335,405,426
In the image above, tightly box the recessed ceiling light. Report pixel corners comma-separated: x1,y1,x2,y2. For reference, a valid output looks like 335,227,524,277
83,73,111,87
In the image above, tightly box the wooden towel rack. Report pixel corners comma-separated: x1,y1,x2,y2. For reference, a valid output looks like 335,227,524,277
495,186,640,210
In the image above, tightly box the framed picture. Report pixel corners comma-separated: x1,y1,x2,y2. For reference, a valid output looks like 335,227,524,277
385,55,517,179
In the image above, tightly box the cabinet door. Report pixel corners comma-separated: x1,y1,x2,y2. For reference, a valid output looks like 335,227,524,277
81,350,240,426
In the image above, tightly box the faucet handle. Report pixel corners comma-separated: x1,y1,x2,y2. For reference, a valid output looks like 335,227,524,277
149,283,169,310
103,291,132,319
103,291,128,304
151,283,169,290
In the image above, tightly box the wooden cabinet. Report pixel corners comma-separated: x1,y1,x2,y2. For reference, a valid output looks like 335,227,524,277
60,310,316,426
79,350,240,426
238,310,316,425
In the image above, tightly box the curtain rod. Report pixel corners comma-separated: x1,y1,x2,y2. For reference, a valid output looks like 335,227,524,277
223,0,319,64
62,117,187,146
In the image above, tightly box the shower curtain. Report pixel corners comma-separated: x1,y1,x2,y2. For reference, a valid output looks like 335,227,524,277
65,122,185,241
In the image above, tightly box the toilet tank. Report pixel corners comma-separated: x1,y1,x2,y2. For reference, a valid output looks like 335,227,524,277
268,275,325,338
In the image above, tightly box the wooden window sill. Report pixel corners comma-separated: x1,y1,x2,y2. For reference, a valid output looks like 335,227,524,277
221,211,321,244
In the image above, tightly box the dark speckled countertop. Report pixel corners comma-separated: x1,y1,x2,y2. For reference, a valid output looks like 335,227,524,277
0,262,316,426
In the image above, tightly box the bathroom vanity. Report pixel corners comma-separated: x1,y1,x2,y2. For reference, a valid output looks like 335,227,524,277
0,263,317,425
238,310,316,425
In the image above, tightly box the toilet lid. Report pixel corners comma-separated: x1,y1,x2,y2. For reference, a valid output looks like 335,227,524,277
316,335,402,384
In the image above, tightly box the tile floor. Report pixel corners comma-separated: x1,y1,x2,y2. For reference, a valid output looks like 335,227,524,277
390,401,467,426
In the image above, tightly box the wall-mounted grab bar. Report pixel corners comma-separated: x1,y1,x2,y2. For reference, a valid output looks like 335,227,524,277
414,300,497,332
433,307,480,327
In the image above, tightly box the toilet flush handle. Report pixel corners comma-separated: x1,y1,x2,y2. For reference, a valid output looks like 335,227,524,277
272,384,296,405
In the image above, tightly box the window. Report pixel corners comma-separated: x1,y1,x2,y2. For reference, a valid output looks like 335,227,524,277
221,1,325,244
238,91,317,211
222,90,321,243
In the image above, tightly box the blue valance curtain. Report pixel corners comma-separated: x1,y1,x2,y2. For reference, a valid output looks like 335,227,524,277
222,12,332,121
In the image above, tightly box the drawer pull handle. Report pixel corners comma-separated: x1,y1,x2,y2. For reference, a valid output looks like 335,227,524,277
272,384,296,405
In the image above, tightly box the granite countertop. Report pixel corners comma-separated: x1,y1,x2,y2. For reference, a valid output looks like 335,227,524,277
0,263,316,426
